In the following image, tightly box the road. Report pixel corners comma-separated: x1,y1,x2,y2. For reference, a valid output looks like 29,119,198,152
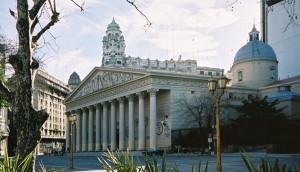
35,152,300,172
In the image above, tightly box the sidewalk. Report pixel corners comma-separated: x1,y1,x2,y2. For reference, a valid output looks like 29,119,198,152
66,151,210,157
66,150,145,157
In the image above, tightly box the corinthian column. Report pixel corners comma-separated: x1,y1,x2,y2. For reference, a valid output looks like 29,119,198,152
76,109,82,152
127,94,135,150
95,104,101,151
136,92,145,150
148,88,159,148
110,100,117,151
102,102,108,150
118,97,125,151
88,105,94,151
81,107,88,152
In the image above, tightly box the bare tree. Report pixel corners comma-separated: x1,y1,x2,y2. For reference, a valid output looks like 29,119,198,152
225,0,299,31
1,1,84,170
174,93,215,131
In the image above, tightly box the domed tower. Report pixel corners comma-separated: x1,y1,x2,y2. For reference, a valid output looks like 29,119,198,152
68,72,81,90
231,25,278,88
102,18,126,67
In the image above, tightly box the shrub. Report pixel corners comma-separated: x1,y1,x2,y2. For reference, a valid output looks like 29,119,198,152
98,149,208,172
240,152,299,172
0,141,33,172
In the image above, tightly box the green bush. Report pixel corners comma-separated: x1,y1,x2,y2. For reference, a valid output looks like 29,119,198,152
0,142,33,172
98,149,208,172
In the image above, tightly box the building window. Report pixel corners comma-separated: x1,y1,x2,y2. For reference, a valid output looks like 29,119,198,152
238,71,243,81
208,72,212,76
200,71,204,75
270,66,276,79
216,72,220,76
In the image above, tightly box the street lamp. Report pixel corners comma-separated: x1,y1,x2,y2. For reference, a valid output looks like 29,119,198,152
69,114,77,169
208,75,228,172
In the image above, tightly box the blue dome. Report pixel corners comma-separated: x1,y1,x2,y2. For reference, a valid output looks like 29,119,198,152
234,40,277,65
268,85,300,101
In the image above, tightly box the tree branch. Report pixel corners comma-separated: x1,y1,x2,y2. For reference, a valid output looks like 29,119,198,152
47,0,55,13
32,11,60,43
281,0,299,32
29,0,47,20
126,0,152,28
8,54,22,71
31,17,39,34
9,9,17,19
69,0,84,11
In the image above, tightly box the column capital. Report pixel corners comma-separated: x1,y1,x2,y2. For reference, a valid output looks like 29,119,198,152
136,91,145,98
126,94,135,101
95,103,101,109
117,97,125,103
109,99,116,105
81,107,88,112
76,109,82,114
101,101,108,106
147,88,159,96
88,105,94,110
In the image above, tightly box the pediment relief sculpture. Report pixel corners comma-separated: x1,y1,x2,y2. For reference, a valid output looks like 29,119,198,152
73,70,143,99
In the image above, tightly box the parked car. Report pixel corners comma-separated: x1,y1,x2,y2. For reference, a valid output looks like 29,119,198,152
142,148,164,156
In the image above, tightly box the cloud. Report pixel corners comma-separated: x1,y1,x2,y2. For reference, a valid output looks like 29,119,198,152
114,0,237,62
0,0,260,83
44,49,98,82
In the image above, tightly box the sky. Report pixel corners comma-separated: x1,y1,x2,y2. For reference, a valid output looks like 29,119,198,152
0,0,260,84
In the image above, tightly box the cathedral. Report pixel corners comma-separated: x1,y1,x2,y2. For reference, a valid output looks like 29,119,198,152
65,19,300,152
65,19,223,151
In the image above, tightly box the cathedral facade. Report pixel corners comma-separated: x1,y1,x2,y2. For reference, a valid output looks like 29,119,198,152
64,19,223,151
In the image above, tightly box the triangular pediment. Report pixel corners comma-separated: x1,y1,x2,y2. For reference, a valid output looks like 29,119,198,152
66,67,148,101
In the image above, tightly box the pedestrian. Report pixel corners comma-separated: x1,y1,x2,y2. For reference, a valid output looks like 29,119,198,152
178,145,181,153
61,145,66,156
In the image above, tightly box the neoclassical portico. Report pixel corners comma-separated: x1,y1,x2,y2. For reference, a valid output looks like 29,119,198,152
65,66,211,152
66,86,159,151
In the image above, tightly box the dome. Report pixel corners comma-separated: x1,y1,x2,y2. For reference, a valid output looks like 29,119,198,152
68,72,81,85
268,85,300,101
107,18,120,31
233,40,277,65
233,25,277,65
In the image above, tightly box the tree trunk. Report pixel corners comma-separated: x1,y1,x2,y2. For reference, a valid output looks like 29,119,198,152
9,0,48,170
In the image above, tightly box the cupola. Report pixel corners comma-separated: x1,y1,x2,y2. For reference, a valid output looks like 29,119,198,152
231,25,279,88
68,72,81,90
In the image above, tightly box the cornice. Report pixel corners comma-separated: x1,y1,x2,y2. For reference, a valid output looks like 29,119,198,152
66,77,152,111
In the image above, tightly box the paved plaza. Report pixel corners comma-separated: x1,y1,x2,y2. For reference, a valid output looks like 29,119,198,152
35,151,300,172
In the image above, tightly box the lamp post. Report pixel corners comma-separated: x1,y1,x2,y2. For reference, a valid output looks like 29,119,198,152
69,114,77,169
208,75,228,172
